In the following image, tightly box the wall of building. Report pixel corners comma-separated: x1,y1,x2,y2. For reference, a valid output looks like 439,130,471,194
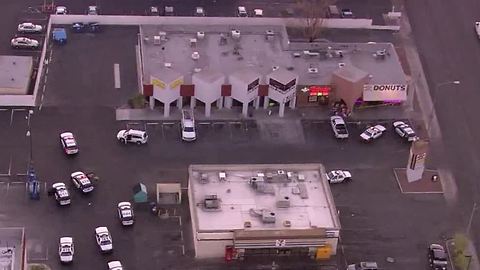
195,238,234,258
192,75,223,104
229,76,258,104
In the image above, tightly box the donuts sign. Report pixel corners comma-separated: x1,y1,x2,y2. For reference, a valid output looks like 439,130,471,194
363,84,407,101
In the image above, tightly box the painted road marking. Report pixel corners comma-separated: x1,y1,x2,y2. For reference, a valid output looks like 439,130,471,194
114,63,121,89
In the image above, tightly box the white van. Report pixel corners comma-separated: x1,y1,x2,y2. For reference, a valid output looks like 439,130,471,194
117,129,148,145
237,6,248,17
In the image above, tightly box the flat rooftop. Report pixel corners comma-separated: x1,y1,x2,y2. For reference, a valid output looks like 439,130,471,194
140,20,406,86
0,56,32,95
0,228,25,270
189,164,340,232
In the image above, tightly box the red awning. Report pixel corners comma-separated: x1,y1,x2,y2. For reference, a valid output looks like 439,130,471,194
309,86,330,96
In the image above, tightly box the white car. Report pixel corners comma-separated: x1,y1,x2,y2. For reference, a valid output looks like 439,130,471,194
238,6,248,17
71,171,94,193
181,110,196,141
326,170,352,184
117,202,134,226
117,129,148,144
254,9,263,17
52,183,71,206
360,125,386,142
330,116,349,139
108,261,123,270
18,23,43,33
60,132,79,155
476,22,480,38
55,6,68,15
393,121,419,142
95,227,113,252
11,37,39,49
58,237,74,263
88,5,99,15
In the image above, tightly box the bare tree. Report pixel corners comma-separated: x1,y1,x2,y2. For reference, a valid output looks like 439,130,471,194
298,0,336,42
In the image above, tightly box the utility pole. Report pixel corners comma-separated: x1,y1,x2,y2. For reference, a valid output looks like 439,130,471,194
467,202,478,236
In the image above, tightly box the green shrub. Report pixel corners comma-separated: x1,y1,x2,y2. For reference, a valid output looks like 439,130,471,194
453,233,469,270
28,264,50,270
128,94,146,109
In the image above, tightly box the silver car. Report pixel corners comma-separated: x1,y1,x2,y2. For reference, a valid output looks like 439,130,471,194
17,23,43,33
11,37,39,49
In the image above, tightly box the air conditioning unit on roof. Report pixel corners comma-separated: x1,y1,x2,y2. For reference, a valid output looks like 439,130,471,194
231,30,241,39
197,31,205,39
308,67,319,73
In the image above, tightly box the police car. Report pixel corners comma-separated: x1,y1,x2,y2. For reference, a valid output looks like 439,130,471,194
95,227,113,252
393,121,419,142
11,37,39,49
117,202,134,226
58,237,74,263
360,125,386,142
60,132,79,155
326,170,352,184
108,261,123,270
17,23,43,33
71,171,94,193
117,129,148,145
52,182,71,206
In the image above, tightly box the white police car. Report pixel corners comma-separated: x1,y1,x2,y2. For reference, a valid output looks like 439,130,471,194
95,227,113,252
71,171,94,193
17,23,43,33
52,183,71,206
360,125,386,142
11,37,39,49
60,132,79,155
326,170,352,184
117,129,148,145
393,121,419,142
117,202,134,226
108,261,123,270
58,237,74,263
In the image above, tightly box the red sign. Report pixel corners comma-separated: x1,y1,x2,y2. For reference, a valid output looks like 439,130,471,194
309,86,330,96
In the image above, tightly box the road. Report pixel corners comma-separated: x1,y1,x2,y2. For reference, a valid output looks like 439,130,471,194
404,0,480,252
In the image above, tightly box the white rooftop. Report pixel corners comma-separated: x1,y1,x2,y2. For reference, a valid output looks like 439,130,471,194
0,55,33,95
189,164,340,233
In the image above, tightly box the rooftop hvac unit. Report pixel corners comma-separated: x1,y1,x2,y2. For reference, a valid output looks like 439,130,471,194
200,173,208,184
164,62,172,68
244,221,252,228
287,171,294,180
308,68,319,73
277,170,286,175
197,31,205,39
293,52,301,58
276,193,291,208
262,209,276,223
219,171,227,181
191,51,200,60
283,220,292,227
272,66,279,71
265,30,274,41
153,35,161,46
190,38,197,47
375,49,387,59
203,195,221,211
159,31,167,41
297,174,306,181
257,172,265,178
338,63,345,68
231,30,241,39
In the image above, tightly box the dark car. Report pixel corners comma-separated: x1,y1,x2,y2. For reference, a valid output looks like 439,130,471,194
428,244,448,270
87,22,101,33
71,22,85,33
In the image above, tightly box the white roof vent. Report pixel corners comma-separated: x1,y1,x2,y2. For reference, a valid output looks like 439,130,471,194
197,31,205,39
191,51,200,60
190,38,197,47
272,66,280,71
293,52,301,58
283,220,292,227
338,63,346,68
219,171,227,181
231,30,241,39
262,210,276,223
164,62,172,68
298,174,306,181
277,170,286,175
159,31,167,40
153,36,161,45
194,68,202,73
308,67,319,73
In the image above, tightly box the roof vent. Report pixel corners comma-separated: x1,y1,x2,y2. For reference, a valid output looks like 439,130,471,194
153,35,161,46
159,31,167,40
197,31,205,39
272,66,279,71
276,194,291,208
190,38,197,47
219,171,227,182
164,62,172,68
262,209,276,223
231,30,241,39
297,174,306,181
12,61,16,65
283,220,292,227
200,173,208,184
374,49,387,59
244,221,252,228
277,170,286,175
194,68,202,73
191,51,200,60
338,63,346,68
308,67,319,73
293,52,301,58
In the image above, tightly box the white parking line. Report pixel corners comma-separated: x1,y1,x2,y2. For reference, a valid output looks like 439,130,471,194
114,63,121,89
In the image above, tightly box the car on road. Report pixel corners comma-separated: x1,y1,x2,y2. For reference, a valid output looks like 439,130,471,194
95,227,113,253
428,244,448,270
71,171,94,193
58,237,74,263
326,170,352,184
238,6,248,17
11,37,39,49
195,7,205,16
108,261,123,270
347,261,378,270
17,23,43,33
360,125,386,142
117,202,134,226
393,121,419,142
55,6,68,15
60,132,79,155
476,22,480,38
117,129,148,144
330,116,349,139
52,183,71,206
254,9,264,17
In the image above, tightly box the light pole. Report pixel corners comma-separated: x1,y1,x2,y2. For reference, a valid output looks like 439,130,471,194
426,80,460,134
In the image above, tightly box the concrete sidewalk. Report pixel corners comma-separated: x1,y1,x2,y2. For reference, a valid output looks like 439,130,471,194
446,238,480,270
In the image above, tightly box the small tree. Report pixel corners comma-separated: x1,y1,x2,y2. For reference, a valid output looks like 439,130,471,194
298,0,336,42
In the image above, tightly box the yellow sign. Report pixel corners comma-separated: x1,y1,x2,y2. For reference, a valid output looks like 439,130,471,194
152,78,166,89
170,78,184,89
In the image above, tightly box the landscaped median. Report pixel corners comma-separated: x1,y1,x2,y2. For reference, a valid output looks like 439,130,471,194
28,264,51,270
446,234,478,270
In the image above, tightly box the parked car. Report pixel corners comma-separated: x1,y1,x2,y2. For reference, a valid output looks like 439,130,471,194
95,227,113,252
195,7,205,16
11,37,39,49
476,22,480,38
58,237,74,263
326,170,352,184
71,171,94,193
71,22,85,33
87,5,99,15
108,261,123,270
428,244,448,270
17,23,43,33
117,202,134,226
51,183,71,206
360,125,386,142
341,8,354,18
254,9,263,17
164,6,174,16
393,121,419,142
347,262,378,270
87,22,101,33
55,6,68,15
60,132,79,155
117,129,148,144
330,116,349,139
181,110,196,141
237,6,248,17
149,6,160,16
